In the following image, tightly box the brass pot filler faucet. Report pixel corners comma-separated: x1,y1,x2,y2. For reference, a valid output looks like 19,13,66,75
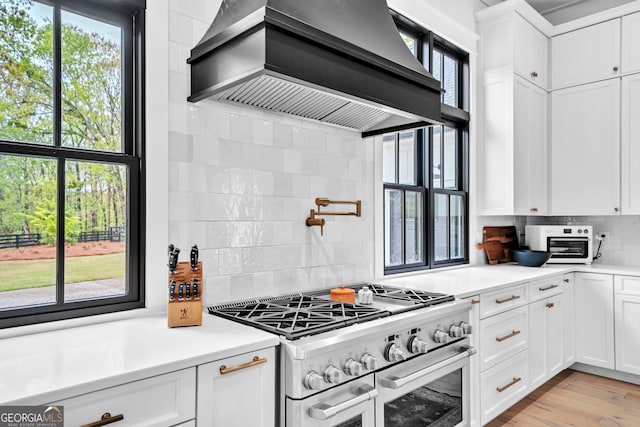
305,197,362,236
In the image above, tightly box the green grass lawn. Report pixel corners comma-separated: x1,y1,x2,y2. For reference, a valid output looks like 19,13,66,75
0,252,125,292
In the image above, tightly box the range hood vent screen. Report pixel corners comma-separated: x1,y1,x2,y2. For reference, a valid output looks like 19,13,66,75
216,75,392,131
188,0,443,136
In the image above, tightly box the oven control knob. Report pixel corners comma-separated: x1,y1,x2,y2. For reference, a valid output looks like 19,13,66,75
459,321,473,335
449,325,464,338
361,353,378,370
303,371,324,390
408,335,428,354
323,365,343,384
384,342,406,362
433,329,450,344
344,358,363,376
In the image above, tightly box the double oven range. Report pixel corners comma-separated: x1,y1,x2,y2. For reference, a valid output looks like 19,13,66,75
208,283,475,427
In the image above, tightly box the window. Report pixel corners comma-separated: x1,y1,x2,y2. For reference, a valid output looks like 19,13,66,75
384,14,469,273
0,0,145,327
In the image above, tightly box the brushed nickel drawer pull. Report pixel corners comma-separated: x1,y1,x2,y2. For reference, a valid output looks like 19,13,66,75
547,303,555,308
82,413,124,427
496,295,520,304
497,377,522,393
496,330,521,342
220,355,267,375
539,284,558,292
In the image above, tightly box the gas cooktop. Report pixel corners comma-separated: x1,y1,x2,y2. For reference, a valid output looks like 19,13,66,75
207,283,455,340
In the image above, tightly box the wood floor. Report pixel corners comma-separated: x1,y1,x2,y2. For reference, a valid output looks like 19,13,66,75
486,369,640,426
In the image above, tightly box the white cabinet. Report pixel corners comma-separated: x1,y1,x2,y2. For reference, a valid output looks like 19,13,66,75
480,350,529,425
621,73,640,214
529,294,563,389
614,276,640,375
197,347,276,427
622,12,640,73
574,273,615,369
50,368,196,427
561,273,576,367
551,19,621,89
550,78,620,215
514,14,550,88
480,305,529,371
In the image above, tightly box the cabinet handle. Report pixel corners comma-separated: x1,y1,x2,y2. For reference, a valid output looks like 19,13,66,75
539,284,558,292
530,207,538,213
531,71,538,78
496,295,520,304
471,299,480,305
546,302,555,308
81,413,124,427
496,377,522,393
220,355,267,375
563,278,570,283
613,66,619,72
615,207,620,212
496,330,521,342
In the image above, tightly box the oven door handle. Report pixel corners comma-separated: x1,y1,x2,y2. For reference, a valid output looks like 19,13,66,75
379,345,477,390
308,384,378,420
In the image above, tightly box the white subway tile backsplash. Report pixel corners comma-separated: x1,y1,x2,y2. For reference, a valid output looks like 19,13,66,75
230,222,254,247
204,275,230,305
230,274,256,300
292,127,327,154
168,11,193,46
218,248,243,275
283,150,302,174
291,175,310,197
204,166,230,194
217,139,245,168
206,222,232,248
230,114,255,143
229,168,253,195
274,123,294,148
253,119,274,146
252,170,275,196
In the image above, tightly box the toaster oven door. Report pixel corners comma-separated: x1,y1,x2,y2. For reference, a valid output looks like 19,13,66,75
547,237,590,260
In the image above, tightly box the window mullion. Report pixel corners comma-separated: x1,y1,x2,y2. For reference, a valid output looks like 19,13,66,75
53,6,65,305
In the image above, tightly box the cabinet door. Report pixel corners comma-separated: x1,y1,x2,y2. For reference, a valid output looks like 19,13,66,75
514,77,548,215
622,12,640,74
550,79,620,215
562,274,576,367
467,296,481,427
621,73,640,214
615,293,640,375
574,273,614,369
551,19,621,89
515,15,549,89
197,347,276,427
529,294,563,390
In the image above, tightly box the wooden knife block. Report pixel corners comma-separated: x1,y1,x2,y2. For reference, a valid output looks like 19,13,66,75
167,261,202,327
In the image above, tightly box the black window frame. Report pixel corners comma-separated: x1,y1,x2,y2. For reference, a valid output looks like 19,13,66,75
0,0,145,328
384,12,469,274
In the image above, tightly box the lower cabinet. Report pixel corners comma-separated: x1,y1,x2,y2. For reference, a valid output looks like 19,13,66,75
574,273,615,369
529,294,564,389
561,273,576,367
615,275,640,375
197,347,276,427
50,368,196,427
466,295,481,427
480,350,529,424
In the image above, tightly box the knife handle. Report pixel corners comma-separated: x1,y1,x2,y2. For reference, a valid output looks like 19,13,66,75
190,244,199,270
168,248,180,272
178,283,184,300
169,281,176,301
193,278,200,300
185,282,192,299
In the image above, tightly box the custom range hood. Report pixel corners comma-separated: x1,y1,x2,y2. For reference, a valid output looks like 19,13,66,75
187,0,443,137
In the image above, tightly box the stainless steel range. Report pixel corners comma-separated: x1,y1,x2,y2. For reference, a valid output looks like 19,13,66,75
208,283,475,427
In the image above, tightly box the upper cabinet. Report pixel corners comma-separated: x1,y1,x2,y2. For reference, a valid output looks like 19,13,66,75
514,15,549,89
551,19,620,89
621,73,640,214
550,79,620,215
478,9,550,89
622,12,640,74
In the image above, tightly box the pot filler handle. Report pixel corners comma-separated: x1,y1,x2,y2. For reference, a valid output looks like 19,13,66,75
308,384,378,420
378,345,477,390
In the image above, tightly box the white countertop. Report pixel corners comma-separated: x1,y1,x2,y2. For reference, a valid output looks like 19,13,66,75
3,262,640,405
377,263,640,298
0,314,279,405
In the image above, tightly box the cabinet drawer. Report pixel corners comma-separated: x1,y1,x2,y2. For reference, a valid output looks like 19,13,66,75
481,350,529,426
615,275,640,295
529,276,562,302
480,283,528,318
50,368,196,427
480,305,529,371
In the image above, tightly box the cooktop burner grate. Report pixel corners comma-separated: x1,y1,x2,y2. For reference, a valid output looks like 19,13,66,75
207,284,455,340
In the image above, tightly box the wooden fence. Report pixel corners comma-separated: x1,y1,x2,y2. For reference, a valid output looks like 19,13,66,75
0,233,41,249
